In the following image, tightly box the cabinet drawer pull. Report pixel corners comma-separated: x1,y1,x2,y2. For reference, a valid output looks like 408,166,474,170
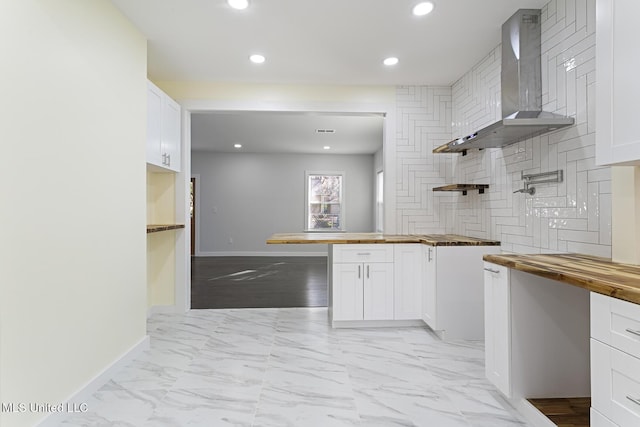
625,328,640,338
357,252,371,256
484,268,500,274
627,396,640,406
428,247,433,262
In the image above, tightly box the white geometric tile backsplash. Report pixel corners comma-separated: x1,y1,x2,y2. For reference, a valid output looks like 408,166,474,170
395,0,611,257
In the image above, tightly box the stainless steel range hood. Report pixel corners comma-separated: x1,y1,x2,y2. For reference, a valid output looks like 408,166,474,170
434,9,574,155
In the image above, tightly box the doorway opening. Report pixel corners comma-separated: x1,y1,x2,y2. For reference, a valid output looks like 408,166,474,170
177,100,397,312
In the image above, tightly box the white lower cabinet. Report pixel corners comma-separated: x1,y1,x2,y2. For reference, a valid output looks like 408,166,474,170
332,245,394,321
591,292,640,427
592,408,619,427
393,244,422,320
422,245,437,328
483,263,511,397
422,245,500,340
483,265,590,403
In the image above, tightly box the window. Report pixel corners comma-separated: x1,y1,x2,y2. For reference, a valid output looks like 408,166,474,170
306,172,344,231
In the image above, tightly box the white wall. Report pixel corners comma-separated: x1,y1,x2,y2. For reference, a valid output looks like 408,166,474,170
192,151,375,255
395,86,453,233
0,2,147,426
394,0,610,257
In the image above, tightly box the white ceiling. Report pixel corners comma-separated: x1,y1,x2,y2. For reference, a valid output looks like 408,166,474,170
191,111,384,154
110,0,549,86
111,0,549,154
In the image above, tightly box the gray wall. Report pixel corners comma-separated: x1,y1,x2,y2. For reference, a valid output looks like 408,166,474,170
192,151,375,255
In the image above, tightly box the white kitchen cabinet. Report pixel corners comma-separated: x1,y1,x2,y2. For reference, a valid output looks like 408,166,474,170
421,245,500,341
393,244,422,320
422,245,437,328
483,263,511,397
147,80,181,172
592,408,619,427
596,0,640,165
331,245,394,322
591,292,640,427
482,265,590,402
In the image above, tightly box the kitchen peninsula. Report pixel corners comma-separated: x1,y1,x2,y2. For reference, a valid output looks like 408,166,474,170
267,233,500,339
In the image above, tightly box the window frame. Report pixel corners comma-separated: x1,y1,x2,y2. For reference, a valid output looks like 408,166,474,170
304,171,346,232
376,170,384,232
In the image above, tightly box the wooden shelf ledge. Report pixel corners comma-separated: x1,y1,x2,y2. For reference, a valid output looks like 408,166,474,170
147,224,185,234
432,184,489,195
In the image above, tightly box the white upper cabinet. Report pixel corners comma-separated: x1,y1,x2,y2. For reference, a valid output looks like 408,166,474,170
596,0,640,166
147,80,181,172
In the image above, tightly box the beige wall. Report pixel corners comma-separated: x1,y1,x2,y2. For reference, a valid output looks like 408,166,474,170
0,1,147,426
147,172,177,307
155,81,395,105
612,167,640,264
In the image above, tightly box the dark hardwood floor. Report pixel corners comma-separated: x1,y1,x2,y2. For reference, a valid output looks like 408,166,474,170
528,397,591,427
191,256,328,309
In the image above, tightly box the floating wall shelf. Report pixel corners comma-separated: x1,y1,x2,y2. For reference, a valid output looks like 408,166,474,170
432,184,489,196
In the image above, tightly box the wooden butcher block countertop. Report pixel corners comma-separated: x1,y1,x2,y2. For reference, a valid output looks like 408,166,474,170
266,233,500,246
484,253,640,305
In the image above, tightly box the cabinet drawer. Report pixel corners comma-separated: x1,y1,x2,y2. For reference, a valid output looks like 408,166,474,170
592,292,640,358
333,244,394,264
592,338,640,427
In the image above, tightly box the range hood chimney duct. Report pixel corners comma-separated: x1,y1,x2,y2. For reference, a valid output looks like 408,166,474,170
434,9,574,154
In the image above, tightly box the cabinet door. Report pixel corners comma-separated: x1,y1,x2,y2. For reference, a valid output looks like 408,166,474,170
146,82,163,167
592,338,640,427
393,244,422,320
596,0,640,165
422,246,437,329
332,263,363,321
484,263,511,397
363,263,394,320
162,96,181,172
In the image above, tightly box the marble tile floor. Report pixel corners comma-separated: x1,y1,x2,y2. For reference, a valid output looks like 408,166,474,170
60,308,530,427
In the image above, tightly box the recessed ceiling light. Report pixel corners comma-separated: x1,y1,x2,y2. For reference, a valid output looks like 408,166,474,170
249,54,265,64
383,57,399,66
412,2,434,16
234,143,242,148
323,146,331,150
228,0,249,10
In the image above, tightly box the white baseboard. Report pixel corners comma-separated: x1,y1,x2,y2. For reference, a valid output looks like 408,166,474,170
37,335,150,427
196,251,328,257
332,319,424,328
